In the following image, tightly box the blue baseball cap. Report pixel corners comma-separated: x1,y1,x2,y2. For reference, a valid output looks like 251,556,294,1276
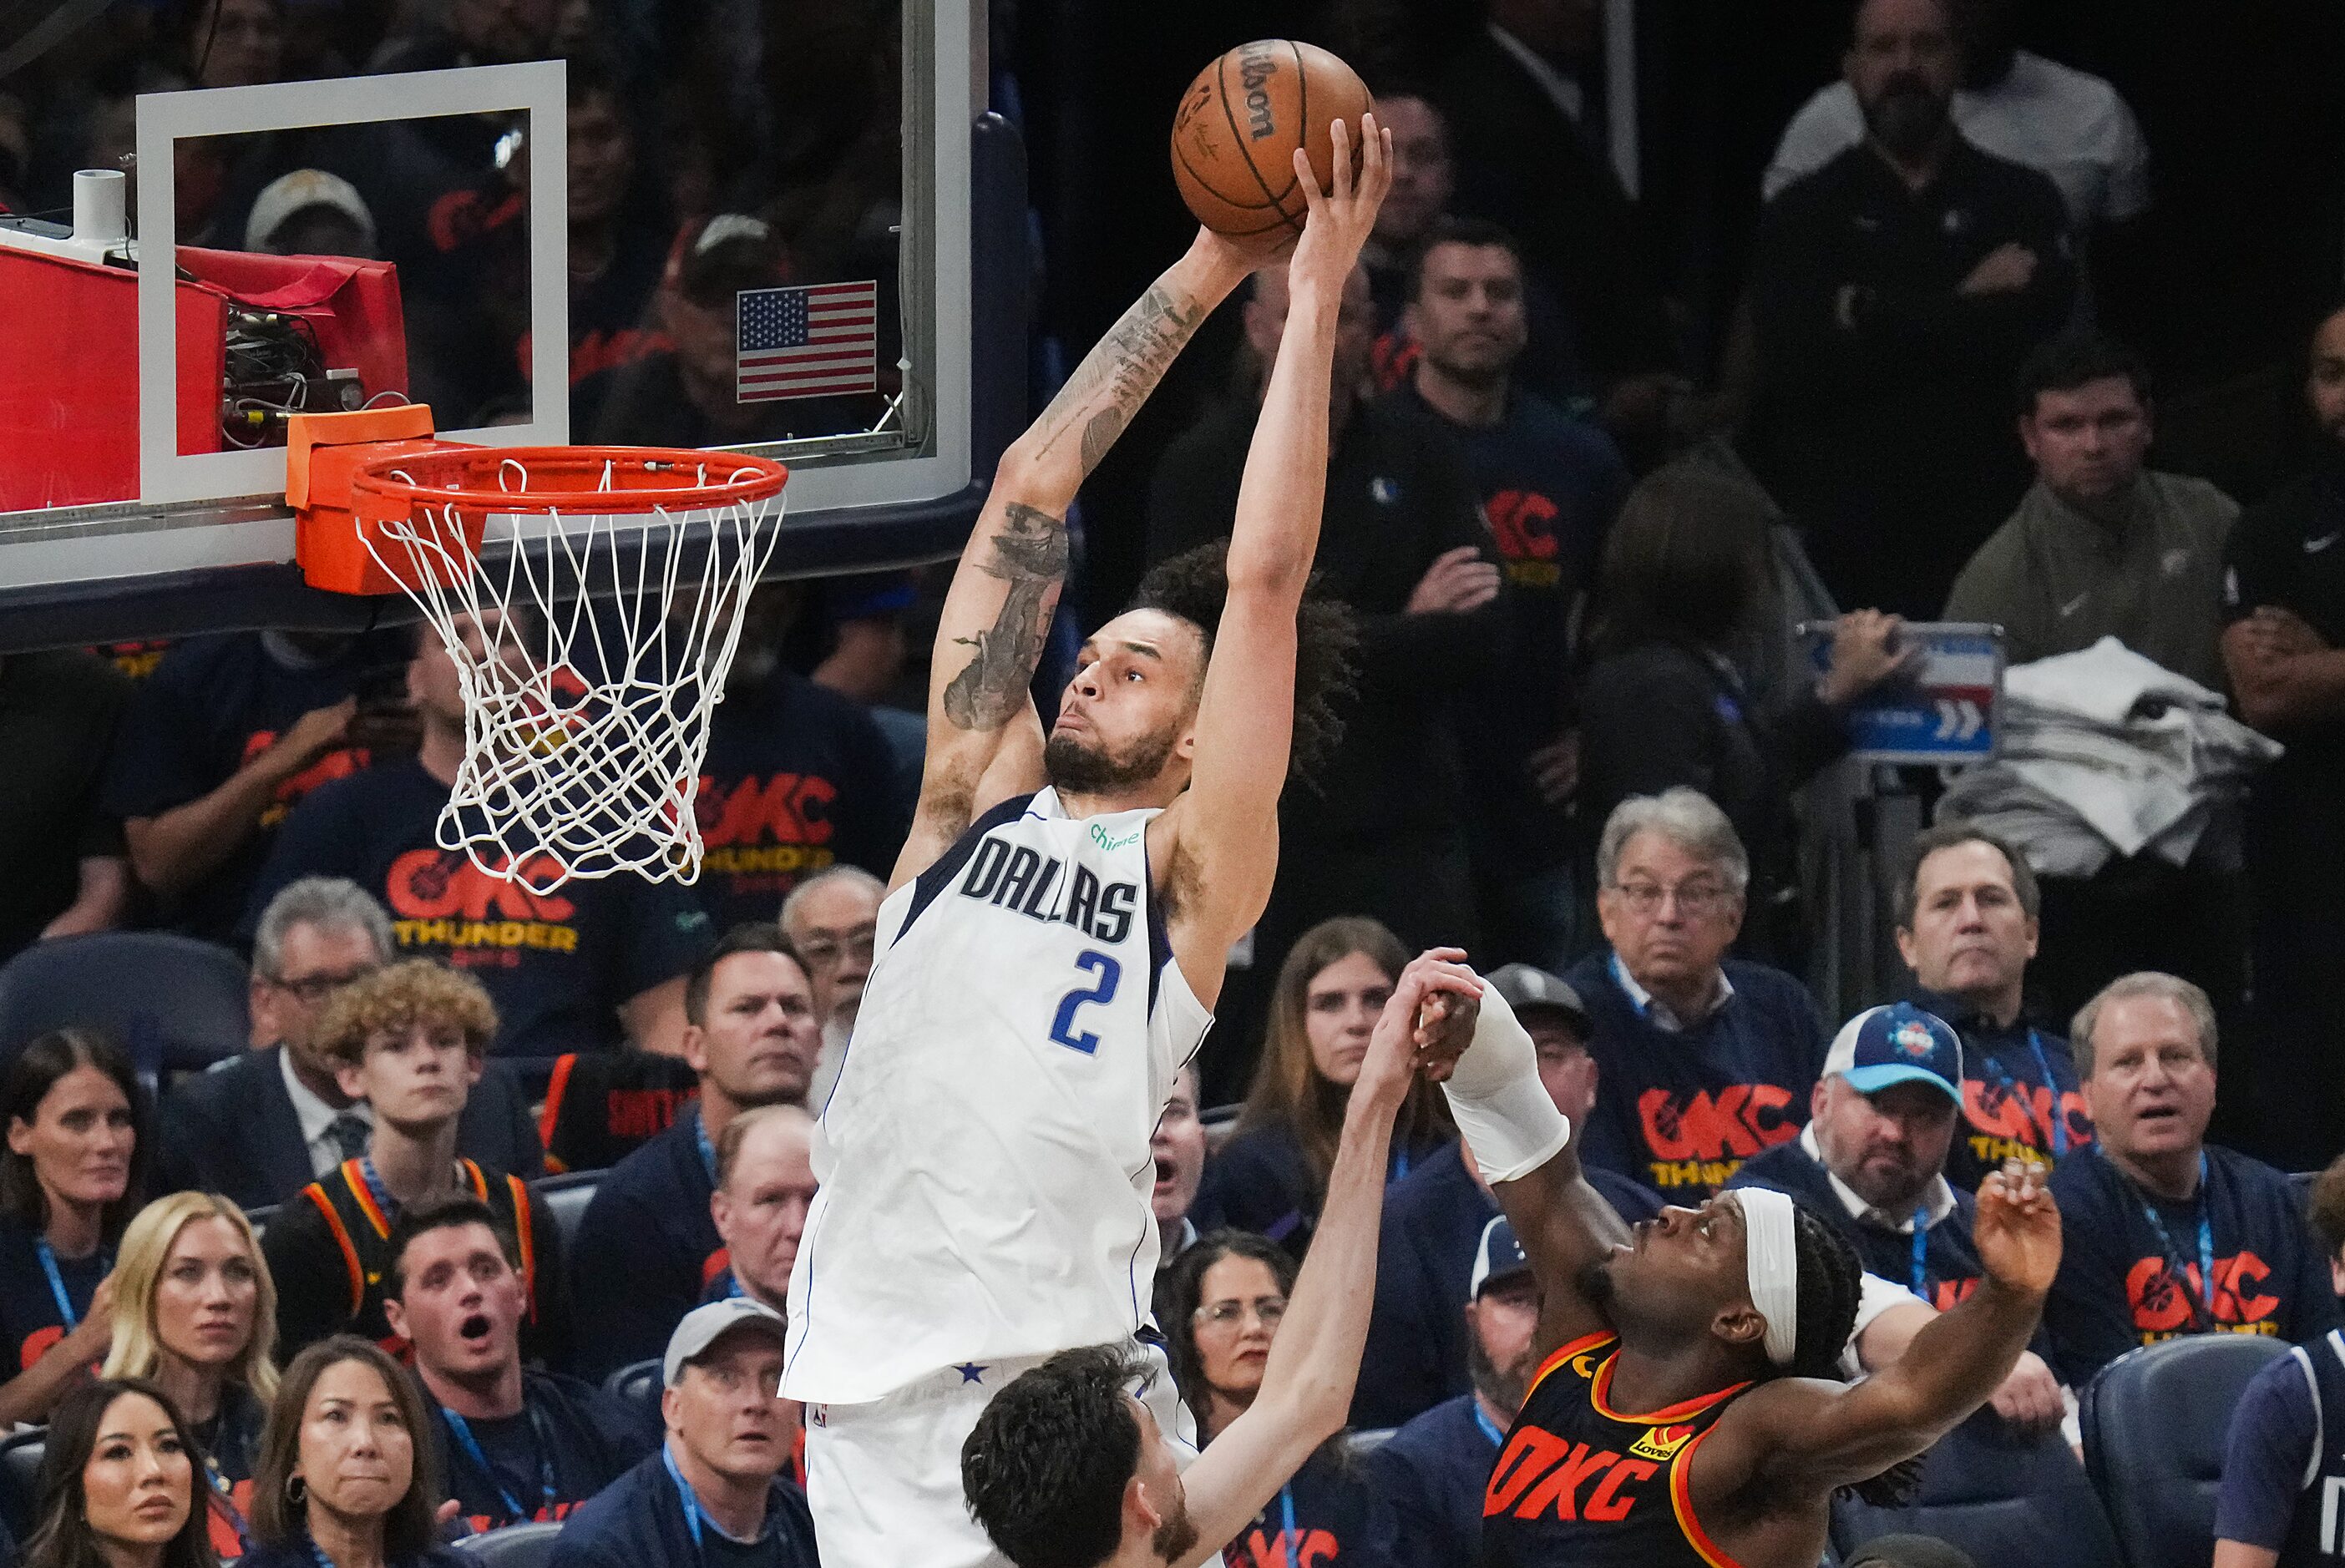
1824,1003,1963,1101
1469,1216,1532,1302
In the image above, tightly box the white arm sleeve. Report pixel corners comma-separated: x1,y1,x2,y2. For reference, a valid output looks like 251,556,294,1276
1440,981,1571,1186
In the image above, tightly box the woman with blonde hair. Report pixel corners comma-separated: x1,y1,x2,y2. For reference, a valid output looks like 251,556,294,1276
1193,916,1452,1251
104,1193,278,1558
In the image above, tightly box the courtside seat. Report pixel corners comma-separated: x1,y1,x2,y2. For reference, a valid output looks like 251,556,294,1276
1832,1409,2119,1567
0,932,247,1076
2082,1333,2290,1568
605,1358,663,1427
0,1429,43,1541
530,1171,600,1255
453,1519,561,1568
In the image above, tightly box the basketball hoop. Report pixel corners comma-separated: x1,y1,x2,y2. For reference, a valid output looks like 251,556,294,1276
288,409,789,893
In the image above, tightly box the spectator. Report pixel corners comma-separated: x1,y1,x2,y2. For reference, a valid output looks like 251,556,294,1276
1151,1065,1207,1282
1390,215,1628,967
534,1049,699,1177
102,1194,279,1559
101,630,403,943
1194,918,1453,1253
1147,262,1500,1085
2213,1149,2345,1568
691,587,905,933
701,1106,816,1313
1352,962,1658,1429
0,649,133,961
1728,1003,2065,1424
1575,469,1912,962
261,963,566,1363
240,1338,458,1568
21,1378,215,1568
380,1197,653,1531
1745,0,2077,619
1365,1216,1541,1568
1159,1233,1399,1563
559,52,670,388
544,1300,818,1568
2044,974,2339,1386
2221,301,2345,1173
1764,0,2151,235
0,1029,149,1427
244,170,377,259
1895,823,2094,1189
1564,790,1831,1201
1428,1,1689,455
568,926,818,1377
777,865,882,1108
160,878,543,1211
1946,334,2236,688
248,614,711,1062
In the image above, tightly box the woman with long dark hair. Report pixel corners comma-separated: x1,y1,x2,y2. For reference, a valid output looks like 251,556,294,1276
22,1377,220,1568
0,1029,150,1427
241,1338,457,1568
1194,918,1452,1252
1159,1231,1396,1556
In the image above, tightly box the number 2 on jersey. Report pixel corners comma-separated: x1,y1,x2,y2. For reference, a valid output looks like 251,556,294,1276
1050,950,1122,1055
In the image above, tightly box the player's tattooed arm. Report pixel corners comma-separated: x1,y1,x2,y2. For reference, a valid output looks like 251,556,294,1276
941,503,1069,731
1028,281,1211,485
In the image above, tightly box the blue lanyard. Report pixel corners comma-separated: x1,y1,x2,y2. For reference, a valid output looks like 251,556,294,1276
2024,1031,2070,1157
306,1540,337,1568
693,1107,717,1186
1910,1211,1930,1297
358,1156,398,1224
2135,1152,2217,1328
664,1446,707,1560
201,1449,253,1554
1391,1146,1411,1185
1279,1485,1297,1551
1471,1401,1507,1449
441,1405,556,1526
33,1238,104,1332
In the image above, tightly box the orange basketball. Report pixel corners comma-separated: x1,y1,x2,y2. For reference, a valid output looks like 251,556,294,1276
1169,39,1373,237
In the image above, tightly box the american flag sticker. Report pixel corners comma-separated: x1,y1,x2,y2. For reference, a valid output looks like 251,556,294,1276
736,281,879,402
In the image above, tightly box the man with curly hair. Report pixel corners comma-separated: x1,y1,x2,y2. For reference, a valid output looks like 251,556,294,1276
262,959,569,1363
781,120,1392,1567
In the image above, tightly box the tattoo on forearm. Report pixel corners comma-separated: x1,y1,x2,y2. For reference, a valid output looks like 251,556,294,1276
1035,283,1208,478
942,503,1069,731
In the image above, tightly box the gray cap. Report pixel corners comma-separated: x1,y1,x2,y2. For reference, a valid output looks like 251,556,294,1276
1487,964,1589,1032
662,1297,788,1388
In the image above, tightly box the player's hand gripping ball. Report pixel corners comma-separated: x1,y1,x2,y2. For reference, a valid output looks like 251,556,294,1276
1170,39,1372,236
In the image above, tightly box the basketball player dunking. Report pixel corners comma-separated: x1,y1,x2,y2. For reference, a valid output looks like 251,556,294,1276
781,118,1391,1565
1421,979,2064,1568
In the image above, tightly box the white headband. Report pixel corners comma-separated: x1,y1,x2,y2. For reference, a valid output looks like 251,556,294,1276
1736,1187,1800,1368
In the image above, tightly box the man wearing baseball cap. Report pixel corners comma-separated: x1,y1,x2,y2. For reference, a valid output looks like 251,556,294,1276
1730,1002,2066,1433
1353,964,1661,1429
1366,1215,1542,1568
548,1299,818,1568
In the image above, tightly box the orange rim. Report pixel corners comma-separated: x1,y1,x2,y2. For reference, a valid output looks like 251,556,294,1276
352,444,788,518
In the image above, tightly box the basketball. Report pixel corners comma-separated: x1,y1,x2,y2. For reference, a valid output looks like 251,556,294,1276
1170,39,1374,237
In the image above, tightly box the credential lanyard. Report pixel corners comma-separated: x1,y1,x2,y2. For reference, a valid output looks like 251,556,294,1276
1471,1401,1507,1448
1279,1485,1297,1552
694,1106,717,1186
2135,1151,2216,1328
441,1404,557,1526
202,1450,253,1555
34,1238,105,1332
665,1445,707,1560
2024,1030,2071,1157
1911,1211,1930,1297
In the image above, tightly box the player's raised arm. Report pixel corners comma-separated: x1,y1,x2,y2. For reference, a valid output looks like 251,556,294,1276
1420,977,1630,1358
1153,116,1390,978
894,232,1263,889
1170,952,1480,1567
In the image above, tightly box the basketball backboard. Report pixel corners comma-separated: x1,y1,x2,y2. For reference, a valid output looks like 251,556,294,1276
0,0,1020,649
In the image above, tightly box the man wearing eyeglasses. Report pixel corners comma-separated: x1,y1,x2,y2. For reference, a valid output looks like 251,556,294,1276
1562,788,1830,1203
156,875,544,1210
777,866,883,1106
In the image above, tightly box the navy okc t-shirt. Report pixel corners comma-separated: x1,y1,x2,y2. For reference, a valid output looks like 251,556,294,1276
245,757,712,1059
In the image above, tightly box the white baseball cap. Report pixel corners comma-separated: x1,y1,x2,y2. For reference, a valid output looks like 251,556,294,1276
662,1297,788,1388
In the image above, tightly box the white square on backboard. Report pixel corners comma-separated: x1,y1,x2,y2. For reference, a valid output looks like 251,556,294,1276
134,60,569,506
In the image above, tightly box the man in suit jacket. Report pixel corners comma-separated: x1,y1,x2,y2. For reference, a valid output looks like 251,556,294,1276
155,876,543,1211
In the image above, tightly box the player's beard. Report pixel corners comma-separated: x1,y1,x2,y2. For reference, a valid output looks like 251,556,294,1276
1468,1329,1536,1418
1151,1495,1199,1561
1044,724,1177,795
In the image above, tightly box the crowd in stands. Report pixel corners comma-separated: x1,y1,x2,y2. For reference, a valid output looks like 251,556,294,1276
3,0,2345,1564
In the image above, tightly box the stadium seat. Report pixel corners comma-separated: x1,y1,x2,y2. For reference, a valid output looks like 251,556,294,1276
0,932,248,1077
605,1358,663,1426
1832,1409,2120,1567
0,1429,43,1541
2082,1333,2291,1568
453,1519,561,1568
530,1171,600,1255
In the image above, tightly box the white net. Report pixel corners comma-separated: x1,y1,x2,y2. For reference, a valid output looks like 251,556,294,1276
362,453,787,893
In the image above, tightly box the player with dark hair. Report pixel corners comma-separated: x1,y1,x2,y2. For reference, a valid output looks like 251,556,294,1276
783,118,1391,1566
1423,979,2064,1567
962,952,1478,1568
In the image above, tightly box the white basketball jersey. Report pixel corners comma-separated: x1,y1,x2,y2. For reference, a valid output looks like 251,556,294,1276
782,787,1213,1404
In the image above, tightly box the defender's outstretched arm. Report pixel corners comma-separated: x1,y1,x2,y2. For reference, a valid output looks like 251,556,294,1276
894,234,1259,888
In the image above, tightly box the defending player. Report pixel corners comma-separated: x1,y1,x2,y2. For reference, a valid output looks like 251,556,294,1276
782,119,1392,1565
1427,980,2062,1568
